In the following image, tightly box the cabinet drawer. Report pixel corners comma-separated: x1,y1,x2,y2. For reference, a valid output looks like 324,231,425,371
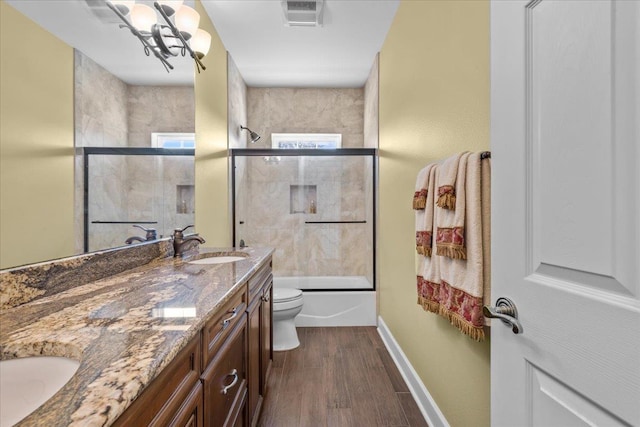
167,382,203,427
202,286,247,368
114,334,201,427
202,318,247,427
247,259,272,302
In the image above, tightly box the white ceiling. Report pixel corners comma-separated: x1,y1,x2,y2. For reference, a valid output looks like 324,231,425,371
202,0,399,87
6,0,398,88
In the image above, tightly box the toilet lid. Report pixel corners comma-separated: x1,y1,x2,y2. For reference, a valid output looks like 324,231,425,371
273,288,303,302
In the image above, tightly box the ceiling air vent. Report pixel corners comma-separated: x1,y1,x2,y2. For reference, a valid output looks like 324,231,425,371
281,0,324,27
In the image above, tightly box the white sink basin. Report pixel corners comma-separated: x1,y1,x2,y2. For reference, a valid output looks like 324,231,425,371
188,256,246,265
0,356,80,427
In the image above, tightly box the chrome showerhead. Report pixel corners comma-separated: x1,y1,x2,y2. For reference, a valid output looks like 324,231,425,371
240,125,261,143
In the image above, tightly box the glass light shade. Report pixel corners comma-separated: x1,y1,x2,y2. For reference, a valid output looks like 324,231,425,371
110,0,135,14
175,6,200,38
190,29,211,57
157,0,184,15
130,4,157,30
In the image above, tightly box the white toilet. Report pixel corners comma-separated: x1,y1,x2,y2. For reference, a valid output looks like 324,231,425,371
272,287,304,351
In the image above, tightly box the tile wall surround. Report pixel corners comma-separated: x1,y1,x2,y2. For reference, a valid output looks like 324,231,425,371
228,54,248,149
0,239,173,310
74,50,195,253
237,155,373,284
87,156,195,251
247,87,365,149
238,86,373,283
364,54,380,149
363,56,379,290
127,85,195,147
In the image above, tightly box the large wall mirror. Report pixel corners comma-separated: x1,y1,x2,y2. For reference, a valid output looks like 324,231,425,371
1,1,197,269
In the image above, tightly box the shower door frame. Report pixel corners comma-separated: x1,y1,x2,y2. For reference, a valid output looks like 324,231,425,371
230,148,377,292
83,147,195,252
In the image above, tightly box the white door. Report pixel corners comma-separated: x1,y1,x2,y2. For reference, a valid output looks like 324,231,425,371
490,0,640,426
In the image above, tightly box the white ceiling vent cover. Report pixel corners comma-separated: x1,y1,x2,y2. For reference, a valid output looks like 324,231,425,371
281,0,325,27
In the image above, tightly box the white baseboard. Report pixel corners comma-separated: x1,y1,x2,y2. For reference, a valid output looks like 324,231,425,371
377,316,450,427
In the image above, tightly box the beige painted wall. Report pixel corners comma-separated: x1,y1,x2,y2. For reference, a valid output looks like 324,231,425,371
194,0,231,246
0,1,75,269
378,1,490,426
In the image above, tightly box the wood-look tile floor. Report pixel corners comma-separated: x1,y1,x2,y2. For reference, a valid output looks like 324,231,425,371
259,327,429,427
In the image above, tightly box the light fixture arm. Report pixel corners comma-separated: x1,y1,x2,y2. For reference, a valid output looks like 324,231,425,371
153,2,207,73
106,1,174,72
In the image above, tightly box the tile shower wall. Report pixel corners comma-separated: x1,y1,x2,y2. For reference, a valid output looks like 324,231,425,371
247,88,364,148
237,155,373,285
75,50,195,252
228,55,248,150
127,86,195,147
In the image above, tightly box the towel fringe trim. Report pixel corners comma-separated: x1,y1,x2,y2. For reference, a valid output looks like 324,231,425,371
418,296,440,314
437,186,456,210
436,244,467,260
413,189,427,210
416,231,433,257
439,308,485,342
416,246,432,257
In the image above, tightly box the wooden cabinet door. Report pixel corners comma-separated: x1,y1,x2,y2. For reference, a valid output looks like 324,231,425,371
168,382,203,427
201,318,247,427
260,280,273,395
247,297,261,424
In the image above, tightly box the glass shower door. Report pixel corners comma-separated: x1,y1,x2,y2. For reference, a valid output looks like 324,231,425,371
232,149,375,290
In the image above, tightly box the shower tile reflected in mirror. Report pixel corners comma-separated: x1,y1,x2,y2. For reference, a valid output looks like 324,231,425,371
85,149,194,252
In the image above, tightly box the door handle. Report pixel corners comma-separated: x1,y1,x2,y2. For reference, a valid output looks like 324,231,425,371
483,297,523,334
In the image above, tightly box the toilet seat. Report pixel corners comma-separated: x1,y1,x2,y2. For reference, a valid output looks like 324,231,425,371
273,288,302,303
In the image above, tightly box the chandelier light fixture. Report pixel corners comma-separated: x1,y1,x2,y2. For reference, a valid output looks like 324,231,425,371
107,0,212,73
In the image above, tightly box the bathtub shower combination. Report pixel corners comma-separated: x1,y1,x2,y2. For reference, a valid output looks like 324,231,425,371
232,148,376,331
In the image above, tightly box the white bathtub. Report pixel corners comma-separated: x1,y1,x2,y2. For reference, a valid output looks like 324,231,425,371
273,276,377,327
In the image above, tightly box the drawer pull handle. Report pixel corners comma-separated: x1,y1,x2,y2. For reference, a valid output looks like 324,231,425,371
261,294,270,302
221,369,239,395
221,308,238,330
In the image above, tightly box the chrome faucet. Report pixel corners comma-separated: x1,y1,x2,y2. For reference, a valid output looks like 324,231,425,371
125,235,146,244
125,225,157,245
172,225,205,256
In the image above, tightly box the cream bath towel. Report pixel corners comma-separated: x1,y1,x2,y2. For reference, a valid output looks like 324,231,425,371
436,151,469,210
413,164,432,210
415,165,437,256
436,152,471,259
417,166,442,313
438,152,488,341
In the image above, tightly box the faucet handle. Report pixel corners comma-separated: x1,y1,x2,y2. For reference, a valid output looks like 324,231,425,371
175,225,194,233
173,225,194,240
133,224,157,240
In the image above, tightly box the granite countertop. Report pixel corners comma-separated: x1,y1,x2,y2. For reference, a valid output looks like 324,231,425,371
0,246,273,427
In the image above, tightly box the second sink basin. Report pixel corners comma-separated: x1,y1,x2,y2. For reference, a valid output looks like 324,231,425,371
187,251,249,265
0,356,80,427
188,256,247,265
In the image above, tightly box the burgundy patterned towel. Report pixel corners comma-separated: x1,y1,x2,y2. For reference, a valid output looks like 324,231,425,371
436,151,468,210
437,152,489,341
415,164,437,256
436,152,470,259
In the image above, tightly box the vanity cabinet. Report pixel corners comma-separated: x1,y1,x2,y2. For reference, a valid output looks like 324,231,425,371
112,258,272,427
246,260,273,426
201,317,248,427
113,333,202,427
